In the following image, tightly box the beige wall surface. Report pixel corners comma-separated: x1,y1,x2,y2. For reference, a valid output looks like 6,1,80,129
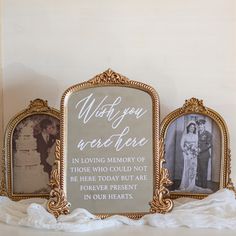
1,0,236,182
0,0,3,171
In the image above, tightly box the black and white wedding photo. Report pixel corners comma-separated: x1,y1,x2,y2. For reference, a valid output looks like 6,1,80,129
164,114,221,194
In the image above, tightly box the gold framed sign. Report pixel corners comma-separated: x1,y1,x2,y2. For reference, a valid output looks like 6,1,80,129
161,98,235,199
47,69,173,218
2,99,60,200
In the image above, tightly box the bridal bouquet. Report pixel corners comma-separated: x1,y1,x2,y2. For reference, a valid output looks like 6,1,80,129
184,143,200,158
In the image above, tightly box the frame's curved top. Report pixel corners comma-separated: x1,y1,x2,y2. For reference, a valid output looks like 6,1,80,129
61,68,160,106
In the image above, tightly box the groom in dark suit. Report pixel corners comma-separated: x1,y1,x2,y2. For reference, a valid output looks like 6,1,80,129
196,119,212,188
36,119,55,178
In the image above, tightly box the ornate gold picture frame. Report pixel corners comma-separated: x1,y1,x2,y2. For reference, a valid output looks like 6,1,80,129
47,69,173,218
161,98,235,199
2,99,60,200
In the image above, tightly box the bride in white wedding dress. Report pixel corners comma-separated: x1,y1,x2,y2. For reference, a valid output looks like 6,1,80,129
179,121,199,192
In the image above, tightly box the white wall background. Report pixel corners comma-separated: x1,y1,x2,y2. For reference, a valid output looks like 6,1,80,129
0,0,3,169
1,0,236,182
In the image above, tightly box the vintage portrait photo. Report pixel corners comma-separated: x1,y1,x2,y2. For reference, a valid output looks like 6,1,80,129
165,114,221,194
12,114,60,194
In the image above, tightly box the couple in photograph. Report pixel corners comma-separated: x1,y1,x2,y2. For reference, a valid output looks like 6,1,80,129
179,119,213,193
13,117,58,194
36,119,59,179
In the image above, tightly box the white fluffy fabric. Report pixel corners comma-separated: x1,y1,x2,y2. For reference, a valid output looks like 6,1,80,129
0,189,236,232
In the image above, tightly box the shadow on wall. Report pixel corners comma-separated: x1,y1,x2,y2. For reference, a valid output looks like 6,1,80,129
3,63,61,127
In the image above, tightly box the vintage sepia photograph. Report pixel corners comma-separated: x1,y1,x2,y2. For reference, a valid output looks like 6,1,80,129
12,114,60,194
164,114,221,194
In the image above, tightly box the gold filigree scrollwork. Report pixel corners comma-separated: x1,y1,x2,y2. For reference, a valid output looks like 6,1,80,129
149,139,173,213
225,149,236,195
47,140,70,218
27,99,50,112
89,68,129,84
180,97,207,113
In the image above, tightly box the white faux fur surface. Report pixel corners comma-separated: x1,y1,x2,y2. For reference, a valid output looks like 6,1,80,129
0,189,236,232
